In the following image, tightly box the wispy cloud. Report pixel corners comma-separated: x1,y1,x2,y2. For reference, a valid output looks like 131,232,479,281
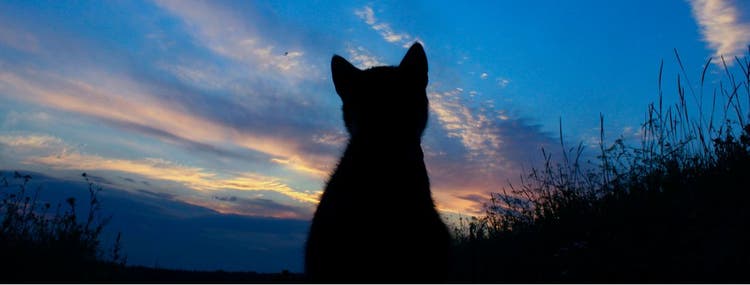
423,87,560,214
688,0,750,60
197,195,313,219
0,69,335,179
496,77,510,88
155,62,229,91
0,134,320,207
154,0,317,80
430,89,502,161
37,152,320,217
346,45,385,69
2,111,53,128
354,6,412,46
0,134,63,150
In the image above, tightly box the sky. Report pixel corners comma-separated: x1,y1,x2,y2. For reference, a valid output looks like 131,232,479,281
0,0,749,273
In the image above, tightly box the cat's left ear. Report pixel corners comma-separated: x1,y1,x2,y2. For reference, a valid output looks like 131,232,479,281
331,55,361,101
399,42,428,87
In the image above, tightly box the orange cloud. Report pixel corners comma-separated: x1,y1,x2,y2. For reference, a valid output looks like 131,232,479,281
0,70,335,179
0,134,63,150
23,151,320,204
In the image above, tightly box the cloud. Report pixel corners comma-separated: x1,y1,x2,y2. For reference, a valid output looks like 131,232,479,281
312,131,348,146
0,68,336,179
355,6,376,25
24,151,320,204
429,89,502,161
155,62,228,91
455,193,491,207
102,119,271,163
426,88,504,213
2,111,53,128
346,45,386,69
497,77,510,87
688,0,750,60
154,0,317,80
210,195,313,219
0,134,320,208
354,6,412,46
424,87,559,215
0,134,64,150
270,157,329,178
136,189,175,200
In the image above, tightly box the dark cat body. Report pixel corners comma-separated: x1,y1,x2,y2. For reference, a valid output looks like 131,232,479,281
305,43,451,283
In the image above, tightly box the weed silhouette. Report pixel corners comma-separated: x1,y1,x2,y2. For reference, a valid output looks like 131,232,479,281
452,50,750,283
0,172,126,282
305,43,451,283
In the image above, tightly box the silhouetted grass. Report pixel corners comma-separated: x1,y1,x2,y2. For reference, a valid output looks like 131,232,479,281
0,172,126,282
452,48,750,283
107,266,304,283
0,172,304,283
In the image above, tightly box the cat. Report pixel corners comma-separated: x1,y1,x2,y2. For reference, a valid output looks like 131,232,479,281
304,43,451,283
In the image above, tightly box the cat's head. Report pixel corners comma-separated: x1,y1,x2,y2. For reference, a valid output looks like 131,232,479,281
331,42,429,140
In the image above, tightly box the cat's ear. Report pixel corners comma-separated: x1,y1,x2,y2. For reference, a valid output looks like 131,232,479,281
399,42,428,87
331,55,360,101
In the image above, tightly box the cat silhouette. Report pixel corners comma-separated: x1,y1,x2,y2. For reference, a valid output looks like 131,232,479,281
305,43,451,283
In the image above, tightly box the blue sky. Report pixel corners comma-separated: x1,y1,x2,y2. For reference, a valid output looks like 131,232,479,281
0,0,748,272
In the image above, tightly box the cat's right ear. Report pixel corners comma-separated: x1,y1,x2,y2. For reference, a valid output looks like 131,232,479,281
331,55,360,101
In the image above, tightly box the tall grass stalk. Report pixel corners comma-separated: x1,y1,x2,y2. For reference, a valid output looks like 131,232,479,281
452,49,750,283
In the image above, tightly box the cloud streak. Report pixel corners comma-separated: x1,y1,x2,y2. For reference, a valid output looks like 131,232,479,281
430,89,502,163
354,6,412,46
154,0,317,80
345,45,385,69
208,195,313,219
0,68,335,179
688,0,750,60
0,134,64,150
1,134,319,204
0,134,319,219
422,89,559,214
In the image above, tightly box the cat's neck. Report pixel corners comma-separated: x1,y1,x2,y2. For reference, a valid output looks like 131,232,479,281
343,135,424,161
